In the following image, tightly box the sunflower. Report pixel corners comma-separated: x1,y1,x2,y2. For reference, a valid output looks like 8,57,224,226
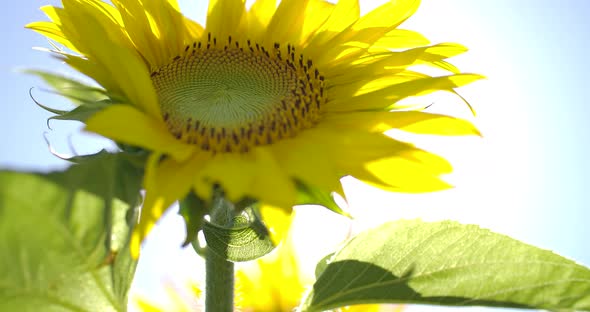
28,0,482,258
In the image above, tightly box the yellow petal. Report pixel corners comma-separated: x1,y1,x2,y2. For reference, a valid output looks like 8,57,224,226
306,125,451,192
300,0,335,45
271,129,343,193
63,55,126,102
249,147,297,208
321,0,359,33
265,0,309,45
61,0,127,48
26,6,79,52
206,0,247,40
58,0,161,117
371,29,430,50
131,152,206,259
341,304,395,312
26,21,76,52
258,204,292,245
85,105,195,161
357,151,453,193
116,0,200,67
198,153,257,202
318,127,415,164
248,0,276,42
323,111,481,136
304,0,359,48
326,73,485,112
310,0,420,66
112,0,165,66
329,72,425,101
353,0,419,30
133,295,165,312
41,5,65,24
197,148,296,208
146,0,196,60
183,16,205,40
326,43,468,81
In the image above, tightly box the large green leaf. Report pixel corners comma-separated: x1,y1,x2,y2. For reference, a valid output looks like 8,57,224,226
0,152,143,312
301,220,590,312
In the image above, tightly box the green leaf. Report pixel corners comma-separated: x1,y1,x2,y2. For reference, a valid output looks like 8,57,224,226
202,207,275,262
48,100,110,124
0,152,143,312
25,69,107,106
301,220,590,312
315,252,335,280
179,192,208,247
296,180,350,218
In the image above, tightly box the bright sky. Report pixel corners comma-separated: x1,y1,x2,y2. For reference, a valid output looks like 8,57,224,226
2,1,589,311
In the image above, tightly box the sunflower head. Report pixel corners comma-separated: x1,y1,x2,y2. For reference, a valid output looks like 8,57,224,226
27,0,482,258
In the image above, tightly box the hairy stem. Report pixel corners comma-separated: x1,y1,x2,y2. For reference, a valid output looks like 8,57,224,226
205,196,235,312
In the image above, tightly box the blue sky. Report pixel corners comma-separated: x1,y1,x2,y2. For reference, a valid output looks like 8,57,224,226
2,1,589,311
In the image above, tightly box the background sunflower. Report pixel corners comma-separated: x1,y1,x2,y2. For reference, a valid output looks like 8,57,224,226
2,0,589,311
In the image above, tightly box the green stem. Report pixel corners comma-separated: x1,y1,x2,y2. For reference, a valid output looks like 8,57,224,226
205,196,235,312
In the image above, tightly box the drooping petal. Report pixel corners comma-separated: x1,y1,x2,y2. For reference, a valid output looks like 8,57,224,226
356,150,453,193
196,147,297,208
271,128,343,193
258,204,292,245
85,105,195,161
304,125,452,192
249,148,297,208
131,152,206,258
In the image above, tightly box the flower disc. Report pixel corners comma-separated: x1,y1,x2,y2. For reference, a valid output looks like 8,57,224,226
151,36,326,153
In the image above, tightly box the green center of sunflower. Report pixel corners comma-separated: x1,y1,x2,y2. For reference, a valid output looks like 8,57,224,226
151,34,327,153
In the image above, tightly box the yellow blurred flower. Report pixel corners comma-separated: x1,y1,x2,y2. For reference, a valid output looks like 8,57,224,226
28,0,481,258
234,220,307,311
